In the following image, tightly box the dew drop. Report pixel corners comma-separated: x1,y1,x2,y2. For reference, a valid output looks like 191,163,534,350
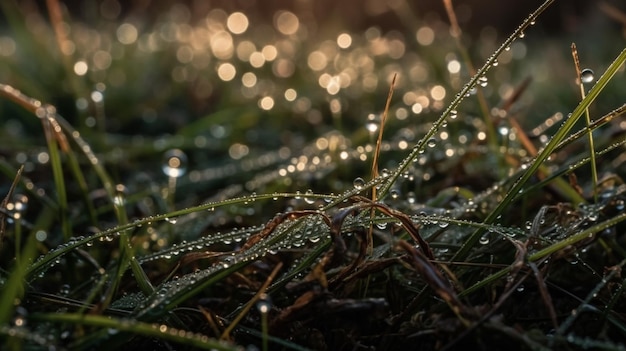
256,293,272,314
525,221,532,230
479,234,490,245
580,69,594,84
304,189,315,204
162,149,188,178
308,236,321,243
59,284,70,296
12,194,28,213
390,189,400,199
478,76,488,87
426,138,437,148
353,177,365,190
407,192,417,204
449,110,458,120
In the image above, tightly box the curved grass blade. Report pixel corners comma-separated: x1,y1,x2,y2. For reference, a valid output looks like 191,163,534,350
136,214,332,320
25,187,325,282
30,313,240,351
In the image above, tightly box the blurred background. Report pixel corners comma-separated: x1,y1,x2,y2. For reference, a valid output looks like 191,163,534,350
0,0,625,209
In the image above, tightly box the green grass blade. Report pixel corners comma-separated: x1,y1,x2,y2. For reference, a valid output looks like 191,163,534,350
40,116,71,241
453,48,626,262
0,233,38,325
30,313,239,351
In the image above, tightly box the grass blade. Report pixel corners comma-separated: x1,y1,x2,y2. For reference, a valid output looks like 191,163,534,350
30,313,239,351
453,48,626,262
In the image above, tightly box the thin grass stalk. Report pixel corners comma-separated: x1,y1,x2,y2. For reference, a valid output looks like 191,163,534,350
555,257,626,337
520,138,626,198
571,43,598,202
443,0,497,148
377,0,556,198
369,74,396,253
63,148,99,226
221,262,282,340
453,48,626,262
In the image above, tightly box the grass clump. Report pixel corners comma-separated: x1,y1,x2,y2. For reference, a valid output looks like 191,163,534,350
1,0,626,350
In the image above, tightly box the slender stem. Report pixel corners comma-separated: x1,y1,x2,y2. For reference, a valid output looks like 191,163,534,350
571,43,598,202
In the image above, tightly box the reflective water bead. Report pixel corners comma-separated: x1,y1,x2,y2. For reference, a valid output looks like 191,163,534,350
478,76,488,87
353,177,365,190
390,189,400,199
449,110,458,120
580,68,594,84
256,293,272,314
304,189,315,204
479,234,490,245
162,149,188,178
365,113,379,133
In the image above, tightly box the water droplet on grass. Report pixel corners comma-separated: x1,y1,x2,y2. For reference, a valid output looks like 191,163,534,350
581,69,594,83
304,189,315,204
478,76,488,87
365,114,379,133
162,149,188,178
256,293,272,313
353,177,365,190
479,234,490,245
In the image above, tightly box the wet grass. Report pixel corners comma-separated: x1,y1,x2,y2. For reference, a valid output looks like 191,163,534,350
1,0,626,350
